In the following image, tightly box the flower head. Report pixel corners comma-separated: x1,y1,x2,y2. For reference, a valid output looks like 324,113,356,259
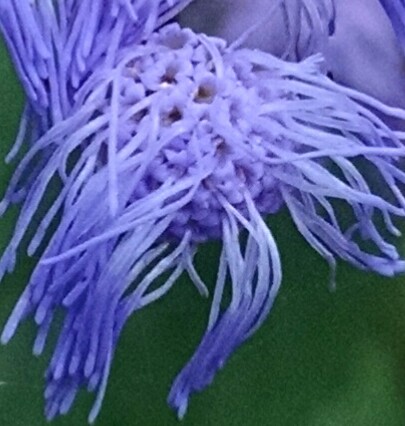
1,1,405,424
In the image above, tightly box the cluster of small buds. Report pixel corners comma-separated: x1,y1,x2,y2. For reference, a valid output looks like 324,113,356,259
105,24,285,242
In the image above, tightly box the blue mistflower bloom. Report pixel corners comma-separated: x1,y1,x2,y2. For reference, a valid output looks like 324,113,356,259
0,0,405,423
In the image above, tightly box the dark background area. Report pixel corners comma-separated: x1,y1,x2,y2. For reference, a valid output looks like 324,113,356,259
1,36,405,426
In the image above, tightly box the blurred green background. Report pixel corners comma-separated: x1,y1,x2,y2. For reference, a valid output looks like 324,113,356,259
1,40,405,426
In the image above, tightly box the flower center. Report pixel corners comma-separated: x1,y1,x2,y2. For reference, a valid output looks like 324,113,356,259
102,23,284,242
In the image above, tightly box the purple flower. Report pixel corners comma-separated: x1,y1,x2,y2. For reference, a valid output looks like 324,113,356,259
1,1,405,423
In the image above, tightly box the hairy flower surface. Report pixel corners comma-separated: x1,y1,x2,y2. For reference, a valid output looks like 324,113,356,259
1,1,405,424
0,0,192,273
0,0,192,115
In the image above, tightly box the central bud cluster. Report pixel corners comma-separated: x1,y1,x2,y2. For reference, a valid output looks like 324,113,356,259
109,23,284,242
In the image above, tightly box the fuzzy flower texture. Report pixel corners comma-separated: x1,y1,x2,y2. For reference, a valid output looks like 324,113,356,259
1,0,405,423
